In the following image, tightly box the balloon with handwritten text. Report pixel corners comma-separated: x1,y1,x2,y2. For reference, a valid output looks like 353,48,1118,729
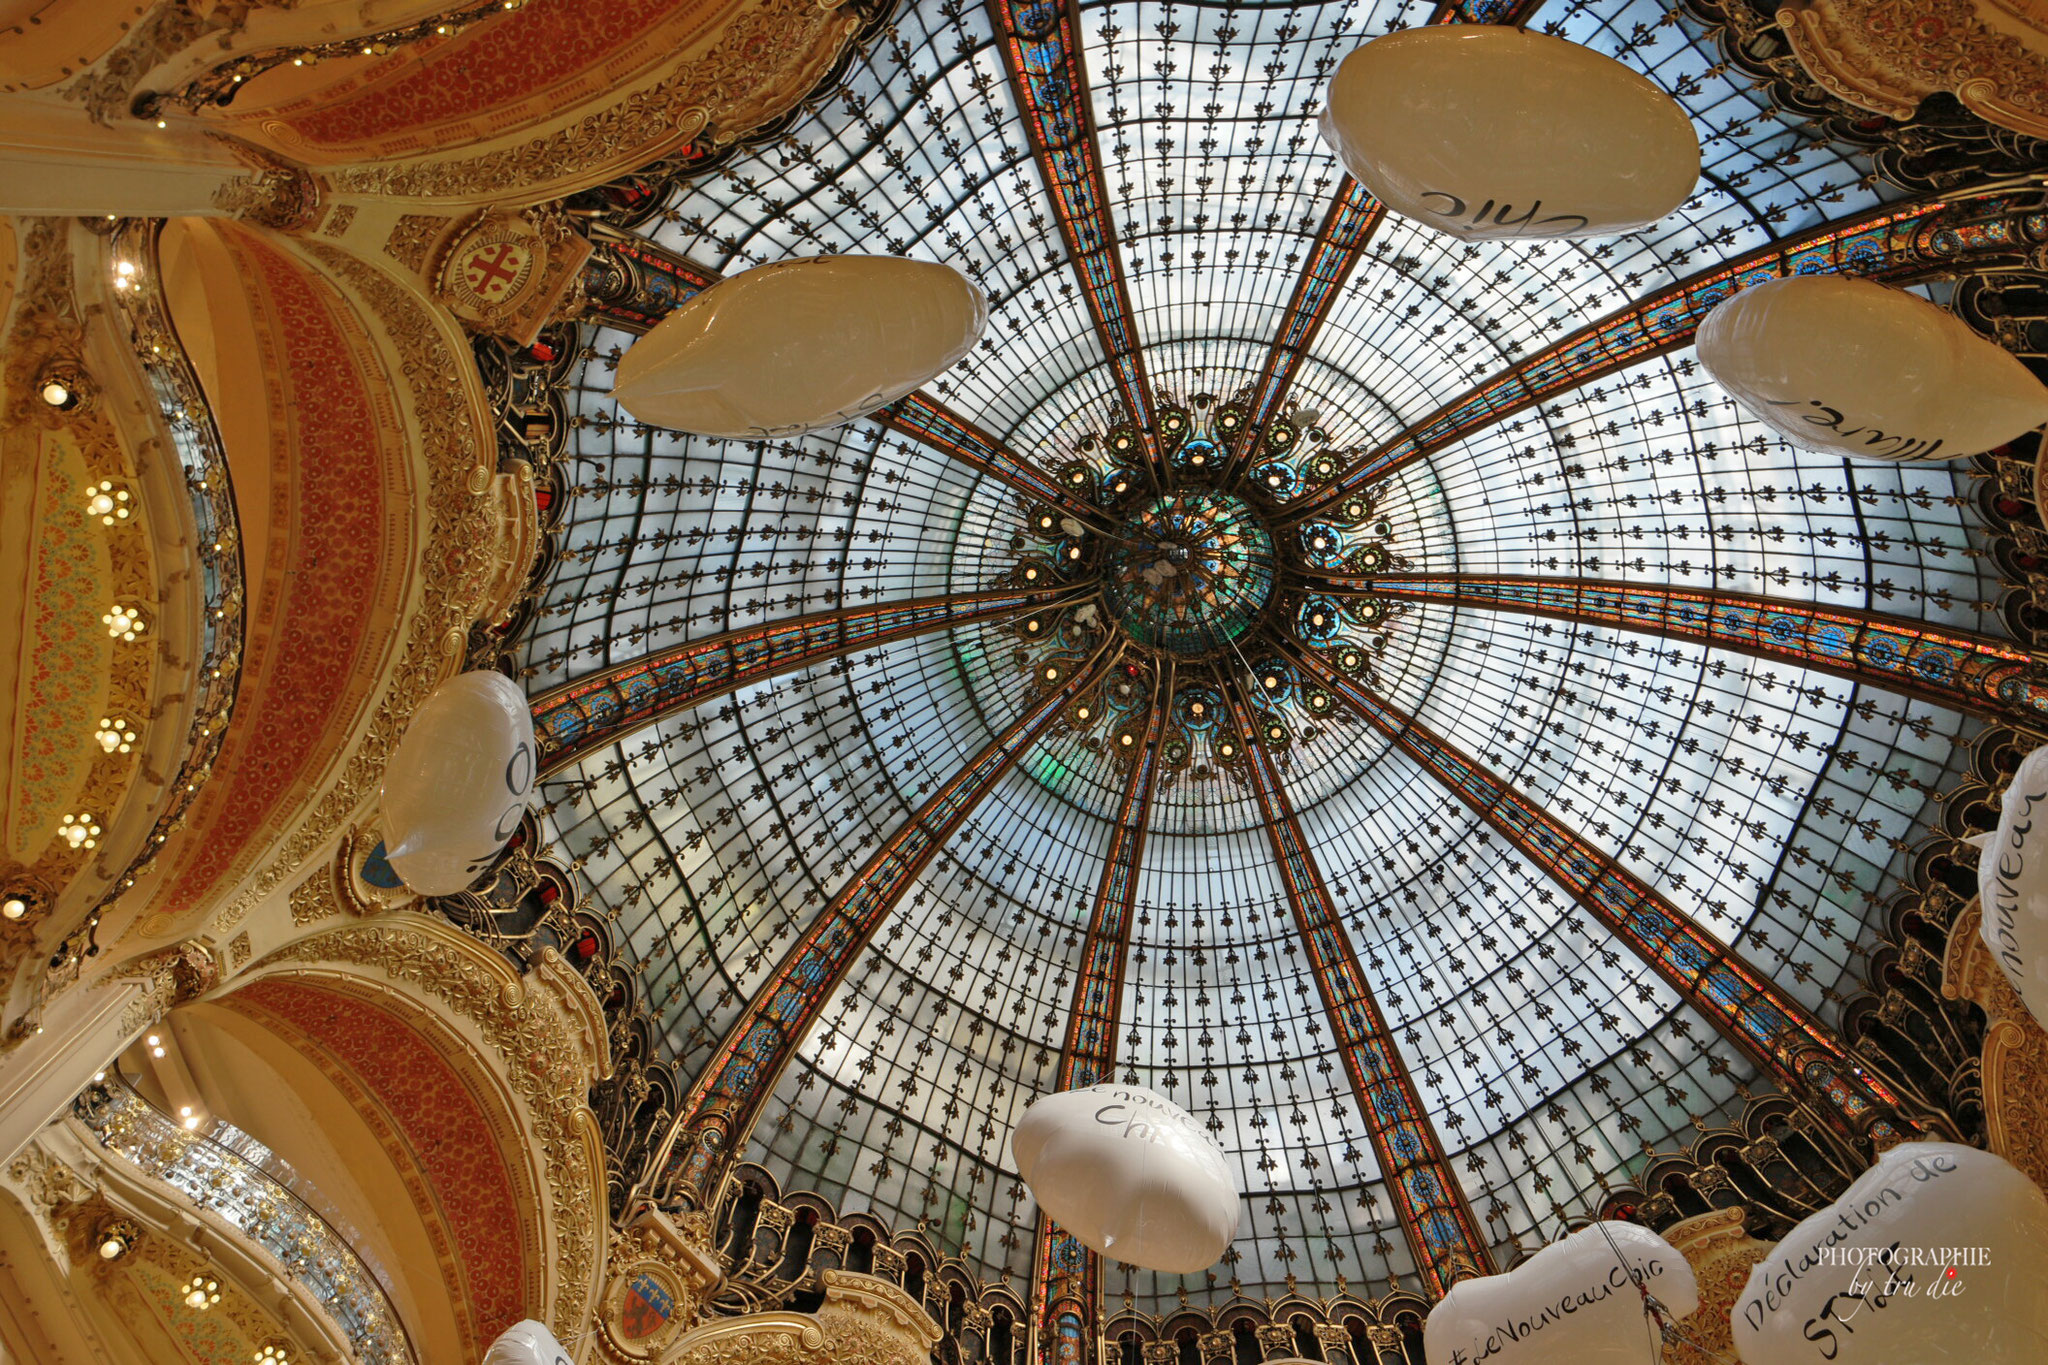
1698,274,2048,462
1978,745,2048,1028
612,255,986,439
1012,1084,1238,1274
1732,1143,2048,1364
380,670,537,897
1318,28,1699,241
1422,1220,1699,1365
483,1319,573,1365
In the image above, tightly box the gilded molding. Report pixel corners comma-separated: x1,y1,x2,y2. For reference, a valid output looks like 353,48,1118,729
59,3,219,126
658,1272,941,1365
210,165,323,233
1778,0,2048,140
1,218,162,919
1659,1207,1774,1365
596,1208,725,1361
259,909,607,1338
384,214,453,274
209,241,504,926
325,0,863,201
1943,898,2048,1189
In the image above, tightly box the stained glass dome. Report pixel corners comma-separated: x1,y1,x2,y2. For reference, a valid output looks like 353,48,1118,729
523,0,2020,1317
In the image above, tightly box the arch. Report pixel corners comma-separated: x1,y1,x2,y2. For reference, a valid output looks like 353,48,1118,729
204,911,607,1353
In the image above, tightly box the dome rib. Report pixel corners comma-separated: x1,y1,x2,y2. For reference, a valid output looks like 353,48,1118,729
1033,669,1167,1356
586,231,1106,524
989,0,1157,430
1349,575,2048,730
1289,196,1966,524
1226,672,1496,1297
530,586,1076,775
1290,643,1922,1143
1226,179,1387,483
651,639,1121,1209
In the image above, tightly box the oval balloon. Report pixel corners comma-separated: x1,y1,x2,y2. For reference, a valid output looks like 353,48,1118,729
1423,1221,1699,1365
1319,28,1699,240
611,255,986,438
1732,1142,2048,1365
483,1319,573,1365
1979,745,2048,1027
1012,1084,1238,1274
1698,274,2048,461
379,670,536,896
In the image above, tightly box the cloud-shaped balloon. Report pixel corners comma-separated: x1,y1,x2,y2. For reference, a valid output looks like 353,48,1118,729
1732,1142,2048,1364
611,255,986,438
1012,1084,1238,1274
1319,28,1699,241
1423,1221,1699,1365
483,1319,573,1365
380,670,536,896
1698,274,2048,462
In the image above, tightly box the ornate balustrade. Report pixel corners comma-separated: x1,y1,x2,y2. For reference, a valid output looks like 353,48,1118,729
72,1078,416,1365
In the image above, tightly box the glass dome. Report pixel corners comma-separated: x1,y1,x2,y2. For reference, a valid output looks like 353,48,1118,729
524,0,2005,1314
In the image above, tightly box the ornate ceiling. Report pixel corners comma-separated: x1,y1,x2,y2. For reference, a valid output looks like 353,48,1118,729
514,0,2020,1317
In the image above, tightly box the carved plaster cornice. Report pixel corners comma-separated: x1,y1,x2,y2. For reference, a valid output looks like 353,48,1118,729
324,0,866,204
1943,897,2048,1189
256,907,608,1340
1778,0,2048,140
206,241,513,933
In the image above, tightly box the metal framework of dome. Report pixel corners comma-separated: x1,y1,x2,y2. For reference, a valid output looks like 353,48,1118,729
517,0,2035,1324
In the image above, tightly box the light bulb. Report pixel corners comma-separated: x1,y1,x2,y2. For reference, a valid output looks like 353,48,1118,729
41,380,70,407
103,605,145,641
95,717,138,754
1,897,25,920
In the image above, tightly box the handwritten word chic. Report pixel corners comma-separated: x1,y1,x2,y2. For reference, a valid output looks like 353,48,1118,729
1417,192,1590,237
1761,399,1944,461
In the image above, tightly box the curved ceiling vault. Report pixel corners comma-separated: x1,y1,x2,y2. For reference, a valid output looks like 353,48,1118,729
522,0,2006,1313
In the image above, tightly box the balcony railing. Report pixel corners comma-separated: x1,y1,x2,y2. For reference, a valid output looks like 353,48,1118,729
74,1079,416,1365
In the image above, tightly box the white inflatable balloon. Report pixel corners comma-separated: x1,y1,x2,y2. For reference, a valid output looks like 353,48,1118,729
1980,746,2048,1026
1012,1084,1238,1274
611,255,986,438
1319,28,1699,240
1699,274,2048,461
1423,1221,1698,1365
379,670,537,896
1732,1142,2048,1365
483,1319,573,1365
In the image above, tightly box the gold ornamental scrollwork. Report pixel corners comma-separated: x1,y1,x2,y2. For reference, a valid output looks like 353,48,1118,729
261,909,603,1337
1944,898,2048,1188
209,241,505,928
595,1208,724,1361
326,0,866,201
1778,0,2048,141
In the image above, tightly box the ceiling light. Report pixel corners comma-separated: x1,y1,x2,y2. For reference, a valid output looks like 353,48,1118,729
95,717,138,754
95,1219,138,1261
180,1277,220,1310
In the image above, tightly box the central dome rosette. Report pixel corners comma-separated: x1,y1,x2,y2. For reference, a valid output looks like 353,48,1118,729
1101,489,1277,658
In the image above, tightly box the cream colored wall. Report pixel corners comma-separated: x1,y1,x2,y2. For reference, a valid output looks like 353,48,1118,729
0,1197,130,1365
0,0,153,93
